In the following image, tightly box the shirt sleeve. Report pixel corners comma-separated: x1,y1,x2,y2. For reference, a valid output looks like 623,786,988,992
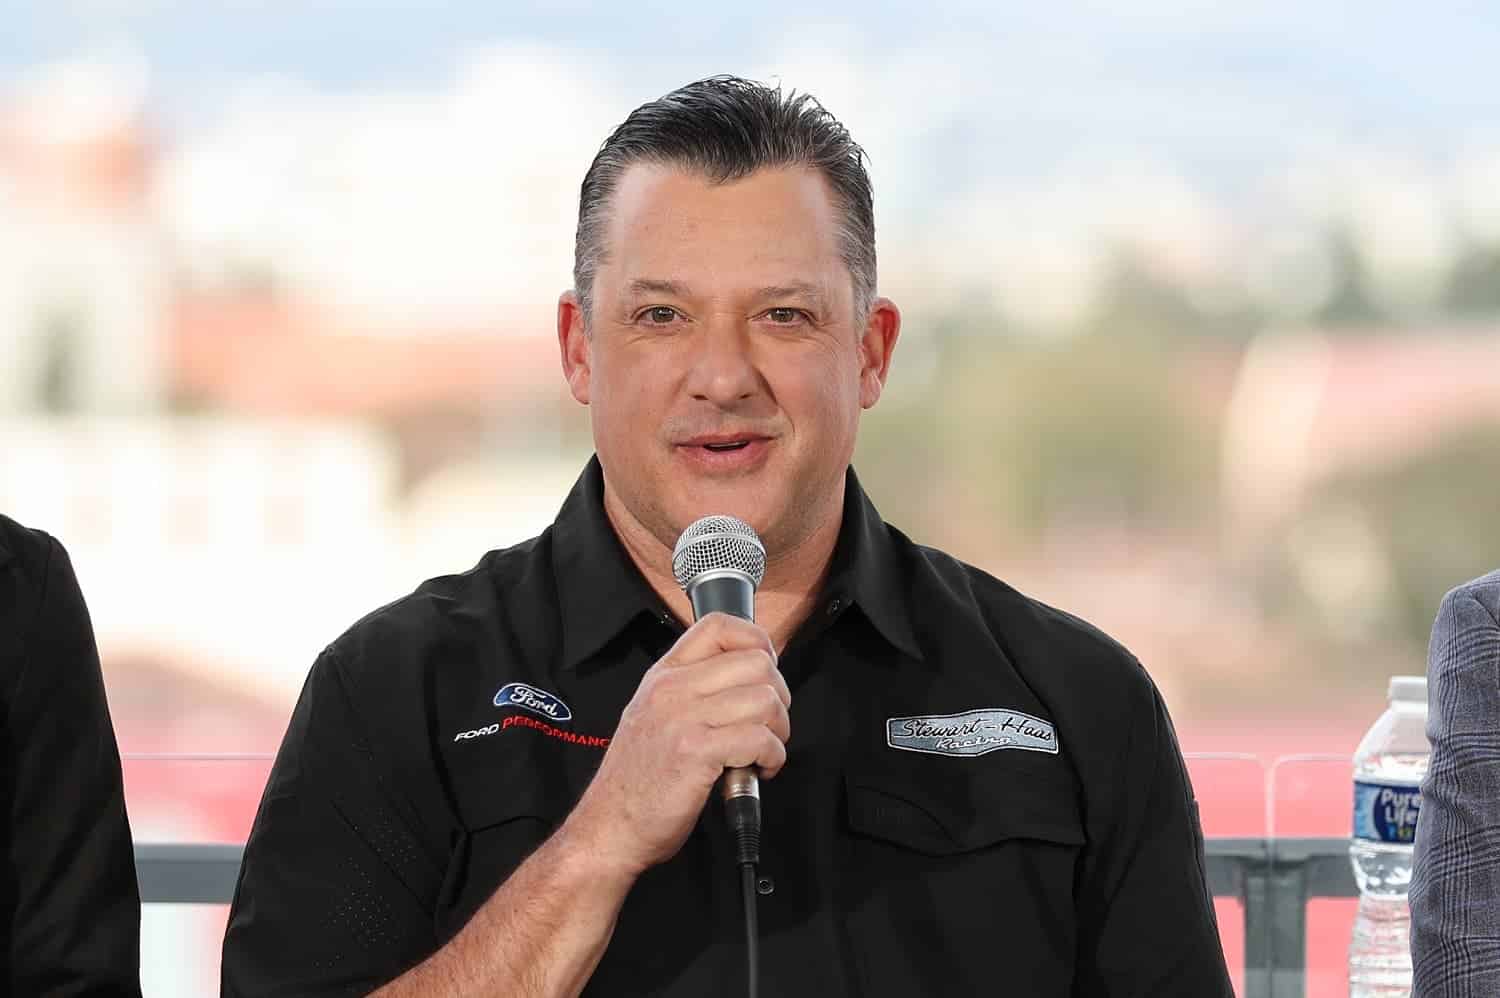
1073,675,1234,997
5,533,142,997
220,647,448,997
1410,586,1500,996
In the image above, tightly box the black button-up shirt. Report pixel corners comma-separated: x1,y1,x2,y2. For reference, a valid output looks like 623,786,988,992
222,458,1231,996
1,516,141,997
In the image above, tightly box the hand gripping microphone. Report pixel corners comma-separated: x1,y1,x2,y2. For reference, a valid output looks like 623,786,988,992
671,514,768,869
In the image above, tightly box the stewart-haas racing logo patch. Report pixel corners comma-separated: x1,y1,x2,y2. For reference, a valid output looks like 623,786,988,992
886,708,1059,758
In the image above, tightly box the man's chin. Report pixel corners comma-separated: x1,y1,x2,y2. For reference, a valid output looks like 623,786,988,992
667,486,780,542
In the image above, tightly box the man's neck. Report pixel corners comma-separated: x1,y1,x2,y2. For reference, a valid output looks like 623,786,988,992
601,486,843,653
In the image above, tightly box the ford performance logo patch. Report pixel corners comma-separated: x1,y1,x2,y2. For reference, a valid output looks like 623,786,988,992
494,682,573,723
887,708,1058,757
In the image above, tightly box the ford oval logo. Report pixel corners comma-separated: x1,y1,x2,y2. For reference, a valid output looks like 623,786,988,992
493,682,573,723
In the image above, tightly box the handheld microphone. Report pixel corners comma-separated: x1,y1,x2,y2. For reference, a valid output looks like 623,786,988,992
671,514,768,866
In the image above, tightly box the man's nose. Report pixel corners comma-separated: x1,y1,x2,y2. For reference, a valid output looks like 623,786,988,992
686,320,762,406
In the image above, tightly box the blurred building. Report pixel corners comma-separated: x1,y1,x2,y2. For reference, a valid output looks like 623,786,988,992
0,58,166,413
167,292,561,425
0,57,576,737
1222,328,1500,536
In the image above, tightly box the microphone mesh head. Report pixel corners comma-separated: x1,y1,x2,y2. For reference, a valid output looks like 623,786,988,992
672,515,766,592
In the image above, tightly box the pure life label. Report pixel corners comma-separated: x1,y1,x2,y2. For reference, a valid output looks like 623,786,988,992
1353,779,1422,844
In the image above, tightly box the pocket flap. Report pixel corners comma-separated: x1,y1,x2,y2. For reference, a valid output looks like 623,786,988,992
443,746,578,833
845,765,1084,856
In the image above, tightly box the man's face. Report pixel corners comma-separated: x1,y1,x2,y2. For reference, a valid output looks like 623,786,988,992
558,164,899,560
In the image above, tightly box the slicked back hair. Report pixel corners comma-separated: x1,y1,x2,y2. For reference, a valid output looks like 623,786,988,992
573,75,876,326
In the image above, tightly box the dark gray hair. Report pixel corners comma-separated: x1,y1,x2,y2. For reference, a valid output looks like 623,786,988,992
573,75,876,324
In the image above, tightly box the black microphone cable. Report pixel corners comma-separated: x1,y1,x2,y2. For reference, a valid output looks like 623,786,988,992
727,792,762,998
740,860,760,998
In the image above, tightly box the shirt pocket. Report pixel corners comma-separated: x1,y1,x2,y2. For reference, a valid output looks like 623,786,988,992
845,763,1085,855
436,750,579,935
838,760,1085,993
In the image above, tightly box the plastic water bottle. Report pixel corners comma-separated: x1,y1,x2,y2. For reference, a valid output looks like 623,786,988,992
1348,675,1429,998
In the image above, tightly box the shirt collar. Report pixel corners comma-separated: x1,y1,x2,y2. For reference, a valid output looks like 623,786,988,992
822,466,924,661
551,456,671,670
549,456,923,669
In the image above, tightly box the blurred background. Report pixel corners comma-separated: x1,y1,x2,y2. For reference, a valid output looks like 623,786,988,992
3,2,1497,994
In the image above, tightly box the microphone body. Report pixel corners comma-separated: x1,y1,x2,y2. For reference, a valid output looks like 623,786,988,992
685,570,756,620
672,516,768,865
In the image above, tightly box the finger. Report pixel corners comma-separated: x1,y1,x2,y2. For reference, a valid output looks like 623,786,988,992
673,648,789,706
662,612,776,668
700,724,788,778
698,684,791,744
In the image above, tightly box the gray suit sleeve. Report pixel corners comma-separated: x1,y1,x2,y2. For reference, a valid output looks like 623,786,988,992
1410,573,1500,998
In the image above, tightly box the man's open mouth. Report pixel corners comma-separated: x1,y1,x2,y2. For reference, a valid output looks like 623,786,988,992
702,441,751,452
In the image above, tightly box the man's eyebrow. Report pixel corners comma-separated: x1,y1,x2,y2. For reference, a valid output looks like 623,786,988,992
625,278,692,298
623,278,827,306
753,283,827,306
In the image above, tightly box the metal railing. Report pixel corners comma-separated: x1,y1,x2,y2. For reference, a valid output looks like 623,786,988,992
135,835,1357,998
1205,837,1358,998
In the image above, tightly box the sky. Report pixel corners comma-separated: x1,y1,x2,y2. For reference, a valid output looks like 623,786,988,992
3,1,1498,324
5,1,1496,145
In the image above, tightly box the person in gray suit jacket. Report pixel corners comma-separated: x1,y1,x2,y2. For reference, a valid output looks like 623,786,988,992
1410,570,1500,997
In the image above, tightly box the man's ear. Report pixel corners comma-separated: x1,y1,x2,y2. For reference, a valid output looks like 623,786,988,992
557,290,591,405
858,296,901,409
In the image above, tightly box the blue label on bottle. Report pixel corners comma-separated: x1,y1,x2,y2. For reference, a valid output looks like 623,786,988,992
1353,779,1422,844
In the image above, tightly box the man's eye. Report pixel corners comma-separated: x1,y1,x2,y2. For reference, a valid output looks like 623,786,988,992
643,306,679,324
766,308,803,324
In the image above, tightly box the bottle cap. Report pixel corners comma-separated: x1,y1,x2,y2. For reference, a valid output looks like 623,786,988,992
1389,675,1427,704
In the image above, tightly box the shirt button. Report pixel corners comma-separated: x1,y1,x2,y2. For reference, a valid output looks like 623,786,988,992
756,876,776,896
826,598,842,617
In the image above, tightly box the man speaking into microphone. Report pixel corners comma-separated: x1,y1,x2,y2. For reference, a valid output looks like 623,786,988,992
222,76,1232,996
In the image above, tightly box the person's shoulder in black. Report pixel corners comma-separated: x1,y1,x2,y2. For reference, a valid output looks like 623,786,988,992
907,532,1175,771
0,515,142,997
221,536,561,996
900,534,1232,994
